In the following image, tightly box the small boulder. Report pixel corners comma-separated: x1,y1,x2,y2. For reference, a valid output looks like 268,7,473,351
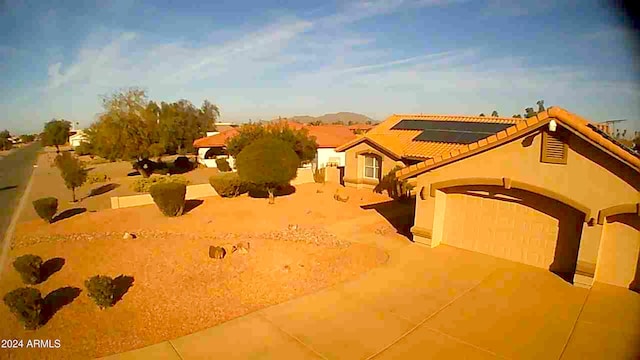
123,232,137,240
333,188,349,202
236,247,248,254
287,224,299,231
208,246,226,259
221,243,237,254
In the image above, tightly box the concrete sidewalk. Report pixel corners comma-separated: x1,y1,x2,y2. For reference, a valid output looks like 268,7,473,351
101,241,639,360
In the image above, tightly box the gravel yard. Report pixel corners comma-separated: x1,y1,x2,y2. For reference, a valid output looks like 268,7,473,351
1,182,398,359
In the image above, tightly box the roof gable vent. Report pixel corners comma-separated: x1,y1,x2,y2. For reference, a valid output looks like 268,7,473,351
541,129,567,164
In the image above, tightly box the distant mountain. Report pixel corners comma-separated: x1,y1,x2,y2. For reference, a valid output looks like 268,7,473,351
281,112,377,124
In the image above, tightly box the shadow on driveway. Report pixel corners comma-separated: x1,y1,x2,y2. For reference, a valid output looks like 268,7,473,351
360,198,416,240
52,208,87,223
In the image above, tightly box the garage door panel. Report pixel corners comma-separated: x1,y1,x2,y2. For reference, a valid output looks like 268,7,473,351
442,191,559,270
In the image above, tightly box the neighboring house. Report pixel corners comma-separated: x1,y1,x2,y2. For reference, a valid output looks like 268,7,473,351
192,121,357,171
335,114,525,189
395,107,639,291
69,130,88,148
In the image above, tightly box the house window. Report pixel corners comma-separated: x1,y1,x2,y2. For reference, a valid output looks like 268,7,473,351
364,155,380,179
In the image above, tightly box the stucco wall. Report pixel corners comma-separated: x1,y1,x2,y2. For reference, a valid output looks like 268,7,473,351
316,148,346,168
595,214,640,289
413,128,640,266
197,147,235,169
344,142,403,189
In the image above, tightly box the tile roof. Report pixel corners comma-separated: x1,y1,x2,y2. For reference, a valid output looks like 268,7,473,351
396,107,640,180
307,125,358,148
335,114,524,159
193,123,357,149
193,128,239,148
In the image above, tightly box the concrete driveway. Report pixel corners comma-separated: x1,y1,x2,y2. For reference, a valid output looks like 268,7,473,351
102,242,639,360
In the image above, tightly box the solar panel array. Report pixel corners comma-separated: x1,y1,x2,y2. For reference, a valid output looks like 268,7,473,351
391,120,513,144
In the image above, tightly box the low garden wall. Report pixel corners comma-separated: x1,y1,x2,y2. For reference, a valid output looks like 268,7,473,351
110,184,218,209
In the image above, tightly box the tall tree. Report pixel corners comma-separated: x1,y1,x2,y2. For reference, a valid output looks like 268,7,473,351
54,152,87,202
86,88,159,175
42,119,71,153
0,129,12,151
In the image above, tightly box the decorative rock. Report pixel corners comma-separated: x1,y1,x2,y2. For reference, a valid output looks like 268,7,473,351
236,241,250,251
287,224,299,231
333,188,349,202
221,243,237,254
208,246,226,259
236,247,249,254
123,232,137,240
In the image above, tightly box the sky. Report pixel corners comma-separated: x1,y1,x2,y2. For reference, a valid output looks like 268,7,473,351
0,0,639,134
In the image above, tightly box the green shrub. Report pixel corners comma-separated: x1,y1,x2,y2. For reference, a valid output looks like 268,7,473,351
3,287,43,330
209,173,246,197
32,197,58,223
84,275,115,309
313,167,325,183
149,182,187,216
86,172,110,184
172,156,193,173
75,141,93,156
130,175,189,193
13,255,43,285
215,158,232,172
236,137,299,204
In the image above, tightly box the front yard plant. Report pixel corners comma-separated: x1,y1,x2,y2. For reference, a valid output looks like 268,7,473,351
313,167,325,183
215,157,232,172
131,175,189,193
86,172,110,184
85,275,116,309
236,137,300,204
149,182,187,216
32,197,58,223
374,165,415,201
209,173,246,197
3,287,43,330
13,255,43,285
54,152,88,202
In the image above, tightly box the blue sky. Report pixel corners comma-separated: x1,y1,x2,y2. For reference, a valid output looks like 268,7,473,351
0,0,639,134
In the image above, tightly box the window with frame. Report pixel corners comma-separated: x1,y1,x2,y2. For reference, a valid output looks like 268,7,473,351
364,155,380,179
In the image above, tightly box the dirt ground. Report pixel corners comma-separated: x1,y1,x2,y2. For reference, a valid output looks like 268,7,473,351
20,148,220,221
1,182,405,359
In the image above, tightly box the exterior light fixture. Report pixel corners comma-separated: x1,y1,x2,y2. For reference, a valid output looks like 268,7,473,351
548,120,557,132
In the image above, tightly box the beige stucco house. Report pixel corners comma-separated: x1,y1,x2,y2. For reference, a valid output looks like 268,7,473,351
394,107,639,290
335,114,525,188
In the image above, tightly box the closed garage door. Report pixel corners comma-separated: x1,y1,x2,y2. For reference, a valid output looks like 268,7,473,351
441,185,584,271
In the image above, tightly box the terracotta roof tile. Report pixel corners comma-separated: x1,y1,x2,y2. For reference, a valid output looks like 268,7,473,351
450,149,461,157
525,117,539,126
193,128,239,148
307,125,357,148
496,131,508,140
396,106,640,180
486,135,498,144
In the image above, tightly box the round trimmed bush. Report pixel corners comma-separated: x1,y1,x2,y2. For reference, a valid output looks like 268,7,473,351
13,255,43,285
215,158,232,172
84,275,115,309
32,197,58,223
209,173,246,197
149,182,187,216
3,287,43,330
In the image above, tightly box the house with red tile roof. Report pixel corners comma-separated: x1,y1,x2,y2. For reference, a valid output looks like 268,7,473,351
335,113,526,188
391,106,639,291
192,121,358,170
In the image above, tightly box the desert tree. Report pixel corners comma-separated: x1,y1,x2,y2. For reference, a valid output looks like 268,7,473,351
54,152,88,202
42,119,72,153
491,110,499,117
0,129,12,151
235,137,300,204
478,113,485,117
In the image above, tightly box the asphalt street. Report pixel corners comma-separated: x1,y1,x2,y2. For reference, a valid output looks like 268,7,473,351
0,143,42,240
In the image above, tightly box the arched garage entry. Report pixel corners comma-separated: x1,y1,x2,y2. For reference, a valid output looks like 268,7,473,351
438,184,586,281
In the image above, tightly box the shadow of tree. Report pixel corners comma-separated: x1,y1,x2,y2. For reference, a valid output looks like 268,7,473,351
248,185,296,199
113,275,134,304
0,185,17,192
88,183,120,197
52,208,87,223
41,287,81,325
184,199,204,214
127,171,140,177
40,257,65,282
360,198,416,240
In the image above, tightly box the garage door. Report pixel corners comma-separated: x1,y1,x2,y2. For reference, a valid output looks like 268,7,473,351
440,186,582,270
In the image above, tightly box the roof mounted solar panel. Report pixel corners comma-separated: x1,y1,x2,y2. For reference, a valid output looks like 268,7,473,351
391,119,513,144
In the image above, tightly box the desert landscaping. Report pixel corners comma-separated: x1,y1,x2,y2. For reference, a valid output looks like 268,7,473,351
0,152,412,359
